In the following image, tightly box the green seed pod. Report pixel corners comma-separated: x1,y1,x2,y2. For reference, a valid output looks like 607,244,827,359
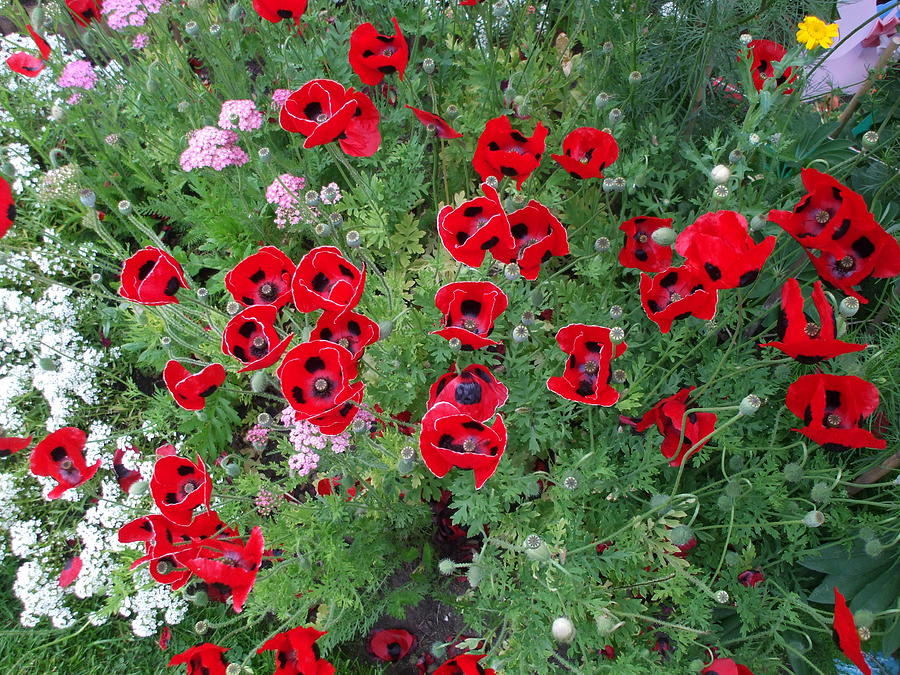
739,394,762,415
129,480,149,496
250,370,271,393
668,525,693,547
839,296,859,317
523,534,550,561
377,320,393,340
810,481,831,503
782,462,803,482
228,4,244,21
802,510,825,528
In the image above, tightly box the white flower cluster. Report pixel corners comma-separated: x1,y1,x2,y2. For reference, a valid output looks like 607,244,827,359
15,560,77,629
118,568,189,637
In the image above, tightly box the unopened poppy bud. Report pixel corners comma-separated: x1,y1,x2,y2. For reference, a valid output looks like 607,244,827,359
422,57,435,74
607,108,622,125
628,70,642,85
594,91,610,108
782,462,803,482
728,454,744,471
512,324,530,342
810,481,831,503
438,558,458,575
595,613,621,635
445,104,459,120
748,132,761,146
79,189,96,208
610,326,625,343
185,20,199,36
668,525,693,547
0,162,15,177
649,493,672,515
802,510,825,527
467,564,484,588
739,394,762,415
226,300,241,315
223,458,241,477
650,227,676,246
117,199,132,215
250,369,271,393
209,23,222,35
863,539,882,558
717,494,733,511
839,296,859,317
257,412,271,426
710,164,731,184
551,617,575,643
725,481,743,498
861,130,879,148
377,320,393,339
524,534,550,561
129,480,149,496
38,357,58,371
448,337,462,351
713,185,730,200
228,4,244,21
749,214,766,231
858,526,876,542
31,4,45,29
504,263,521,281
90,272,102,284
714,590,730,604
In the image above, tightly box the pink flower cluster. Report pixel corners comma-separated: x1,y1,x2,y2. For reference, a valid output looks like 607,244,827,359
103,0,166,30
132,33,149,49
255,488,277,517
271,89,292,110
265,174,312,228
57,60,98,90
279,407,373,475
319,182,342,206
244,424,269,448
218,100,264,132
179,126,250,171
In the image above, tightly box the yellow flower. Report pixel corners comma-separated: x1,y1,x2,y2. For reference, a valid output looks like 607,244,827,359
796,16,839,50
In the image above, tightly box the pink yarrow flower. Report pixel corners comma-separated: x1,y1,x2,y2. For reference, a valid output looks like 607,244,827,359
265,173,313,228
271,89,292,110
103,0,167,30
132,33,149,49
218,99,264,132
57,60,98,90
179,126,250,171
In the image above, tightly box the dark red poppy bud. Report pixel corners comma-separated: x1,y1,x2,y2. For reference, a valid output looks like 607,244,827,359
492,199,569,280
225,246,295,308
437,183,514,268
349,17,409,86
1,176,15,239
473,115,548,190
368,628,416,662
433,281,508,350
428,364,508,422
546,324,627,406
310,310,380,359
0,434,31,457
29,427,100,499
746,39,796,93
221,305,294,372
738,569,765,587
405,105,463,139
119,246,189,305
291,246,366,313
251,0,307,26
618,216,674,273
163,361,227,411
551,127,619,180
639,265,718,333
257,625,335,675
149,453,212,526
434,654,497,675
168,643,230,675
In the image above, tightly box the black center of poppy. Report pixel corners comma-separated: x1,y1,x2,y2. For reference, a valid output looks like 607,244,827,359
258,282,277,300
313,377,332,396
304,101,323,120
454,380,482,406
814,209,831,224
637,233,648,243
276,8,292,17
837,255,854,270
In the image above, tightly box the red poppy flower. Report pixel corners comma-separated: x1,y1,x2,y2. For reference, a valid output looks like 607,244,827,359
702,658,755,675
113,447,142,494
159,625,172,650
420,402,507,489
184,525,264,613
0,434,31,457
65,0,102,26
29,427,100,499
1,176,15,239
118,246,189,306
58,555,82,587
277,340,364,435
310,310,380,359
291,246,366,313
349,17,409,86
675,211,776,290
405,105,463,139
257,625,335,675
168,643,230,675
747,39,795,93
434,654,496,675
805,229,900,303
738,570,765,587
551,127,619,180
472,115,548,190
833,587,872,675
433,281,508,350
546,324,627,406
6,25,50,77
759,278,866,363
620,387,718,466
618,216,674,274
492,199,569,280
428,364,508,422
368,628,416,662
163,361,227,411
785,374,886,451
436,183,514,268
280,79,381,157
639,265,718,333
225,246,295,308
599,645,616,659
149,454,212,526
252,0,307,27
221,305,294,373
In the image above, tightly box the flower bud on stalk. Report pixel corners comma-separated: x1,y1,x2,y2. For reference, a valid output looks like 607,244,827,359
551,617,575,643
839,296,859,317
228,4,244,21
802,510,825,527
650,227,676,246
739,394,762,415
523,534,550,561
79,189,96,208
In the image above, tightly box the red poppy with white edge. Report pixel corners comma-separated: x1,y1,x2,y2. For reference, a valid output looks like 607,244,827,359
6,25,50,77
675,210,776,290
472,115,548,190
640,265,718,333
368,628,416,663
551,127,618,180
546,324,626,406
29,427,100,499
437,183,514,268
349,17,409,86
168,643,230,675
291,246,366,313
434,654,496,675
252,0,307,26
112,447,142,494
759,278,865,363
277,340,364,436
118,246,189,306
1,176,15,239
149,454,212,526
0,435,31,457
420,402,507,490
257,625,335,675
833,588,873,675
65,0,102,26
428,364,508,422
184,526,264,613
311,310,379,359
280,79,381,157
405,105,463,139
786,374,886,451
492,199,569,280
225,246,295,308
433,281,508,350
702,658,756,675
618,216,673,274
158,625,172,650
163,361,227,411
221,305,294,373
58,555,82,588
747,39,796,93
